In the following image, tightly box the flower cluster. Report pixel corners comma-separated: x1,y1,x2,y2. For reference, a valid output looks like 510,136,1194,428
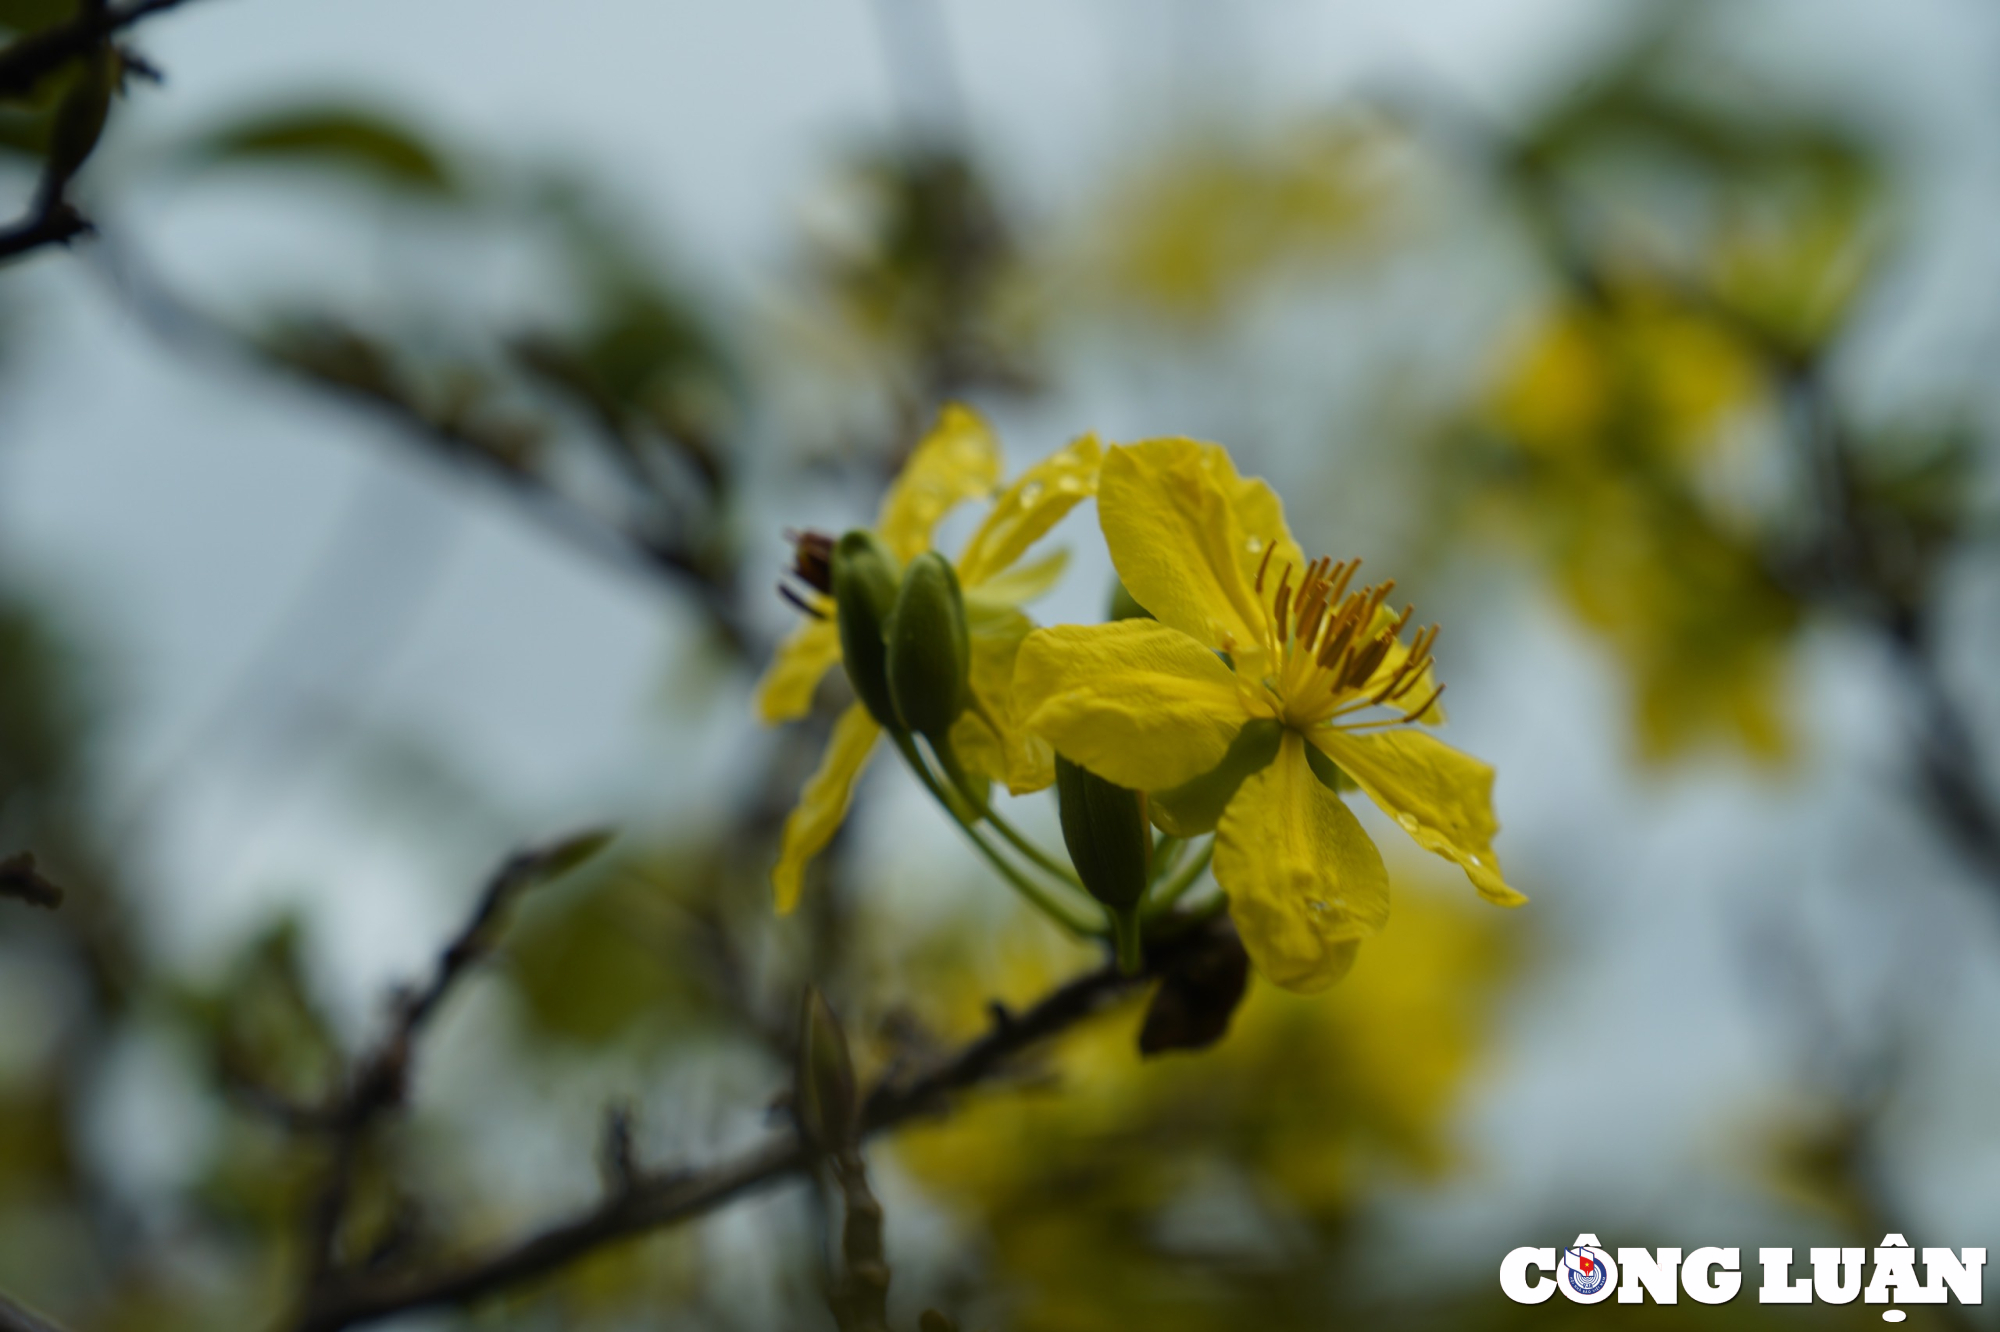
757,405,1521,999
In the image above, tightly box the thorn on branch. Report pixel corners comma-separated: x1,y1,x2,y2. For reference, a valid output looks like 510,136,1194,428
115,46,162,82
597,1101,639,1197
0,0,197,100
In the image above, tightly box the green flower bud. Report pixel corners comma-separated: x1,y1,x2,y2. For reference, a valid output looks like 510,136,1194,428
1056,756,1152,971
832,530,901,727
885,551,970,740
1148,718,1284,837
795,988,858,1152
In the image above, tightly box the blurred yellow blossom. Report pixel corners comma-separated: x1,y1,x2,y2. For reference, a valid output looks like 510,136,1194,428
893,881,1510,1331
756,405,1100,911
1482,292,1801,761
1014,439,1520,994
1088,120,1389,327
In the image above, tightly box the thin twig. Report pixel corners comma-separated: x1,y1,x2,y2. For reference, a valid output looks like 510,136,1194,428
89,240,753,651
1877,604,2000,884
0,0,193,98
1779,361,2000,891
0,0,211,263
0,193,91,262
288,925,1211,1332
291,832,610,1306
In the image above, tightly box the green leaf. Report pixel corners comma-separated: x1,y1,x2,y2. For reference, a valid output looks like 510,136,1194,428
0,0,76,42
181,105,460,197
524,827,617,885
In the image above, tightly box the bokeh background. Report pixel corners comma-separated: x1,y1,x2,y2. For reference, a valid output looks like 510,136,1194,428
4,0,2000,1327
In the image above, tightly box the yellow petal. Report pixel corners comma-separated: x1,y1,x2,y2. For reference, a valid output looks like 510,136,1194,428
772,704,881,913
964,548,1069,611
876,403,1004,562
955,433,1102,588
1014,619,1251,792
755,615,842,724
1215,733,1388,993
950,606,1056,794
1211,447,1305,594
1311,728,1524,906
1098,440,1290,668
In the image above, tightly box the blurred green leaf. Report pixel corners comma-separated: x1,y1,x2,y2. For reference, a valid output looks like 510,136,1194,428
506,858,721,1047
0,598,85,807
180,104,460,197
192,921,341,1109
0,0,77,37
523,828,617,886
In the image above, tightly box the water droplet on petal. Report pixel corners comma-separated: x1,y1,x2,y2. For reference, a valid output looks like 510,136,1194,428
1307,898,1330,914
1018,481,1045,507
1246,536,1264,554
1396,814,1421,832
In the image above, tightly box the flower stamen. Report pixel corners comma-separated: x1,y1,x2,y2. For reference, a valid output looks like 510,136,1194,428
779,583,829,620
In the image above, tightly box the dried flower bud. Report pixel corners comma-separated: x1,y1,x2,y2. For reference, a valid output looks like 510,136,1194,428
787,528,836,596
885,552,971,740
1139,922,1253,1056
832,530,901,728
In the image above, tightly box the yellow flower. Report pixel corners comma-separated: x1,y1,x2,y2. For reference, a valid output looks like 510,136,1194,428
890,879,1512,1330
1014,439,1522,992
756,404,1101,913
1483,293,1801,761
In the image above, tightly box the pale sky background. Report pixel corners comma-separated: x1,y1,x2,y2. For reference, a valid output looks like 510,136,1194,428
4,0,2000,1299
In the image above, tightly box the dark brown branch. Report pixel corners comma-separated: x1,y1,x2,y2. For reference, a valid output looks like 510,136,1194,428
90,245,755,652
288,926,1210,1332
0,85,97,267
1776,360,2000,892
0,193,91,263
257,341,750,653
0,0,211,264
0,0,191,98
1878,605,2000,884
293,831,610,1306
303,361,746,647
